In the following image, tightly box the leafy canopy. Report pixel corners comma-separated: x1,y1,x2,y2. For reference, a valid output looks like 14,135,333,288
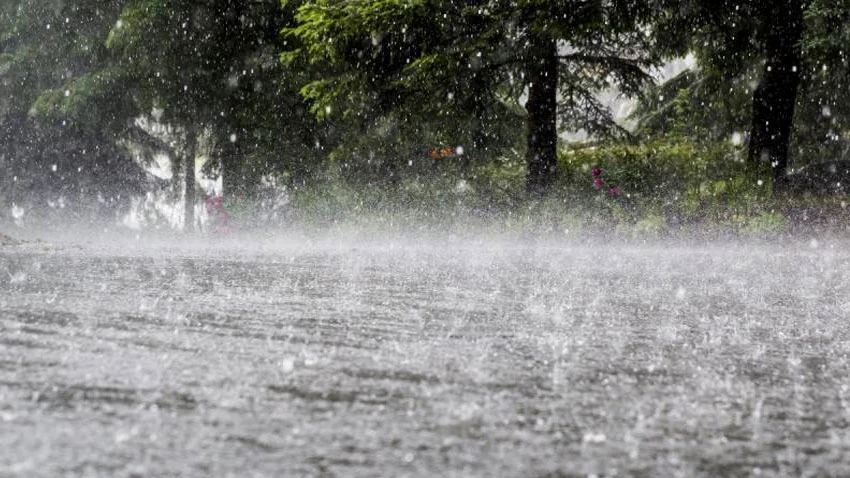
284,0,659,165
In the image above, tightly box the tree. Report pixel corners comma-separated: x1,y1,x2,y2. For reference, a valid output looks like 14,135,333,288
52,0,331,229
0,0,149,223
630,68,755,142
633,0,850,196
647,0,824,192
285,0,658,195
745,0,806,191
797,0,850,163
104,0,247,229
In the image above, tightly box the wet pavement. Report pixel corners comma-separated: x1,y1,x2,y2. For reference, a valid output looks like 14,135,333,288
2,236,850,477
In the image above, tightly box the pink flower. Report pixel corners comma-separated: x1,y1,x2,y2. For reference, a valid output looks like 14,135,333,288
591,167,603,178
608,186,622,198
593,178,605,189
205,195,224,214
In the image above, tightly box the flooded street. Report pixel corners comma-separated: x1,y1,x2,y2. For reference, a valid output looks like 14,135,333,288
2,236,850,477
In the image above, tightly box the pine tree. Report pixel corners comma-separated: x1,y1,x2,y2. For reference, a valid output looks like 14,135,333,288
0,0,145,221
285,0,658,195
644,0,842,192
54,0,331,229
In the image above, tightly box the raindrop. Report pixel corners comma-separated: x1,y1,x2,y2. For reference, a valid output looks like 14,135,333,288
731,132,743,145
9,271,27,284
280,357,295,373
582,432,607,444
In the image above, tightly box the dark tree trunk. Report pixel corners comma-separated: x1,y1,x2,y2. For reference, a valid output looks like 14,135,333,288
184,128,197,232
525,35,559,196
747,0,805,194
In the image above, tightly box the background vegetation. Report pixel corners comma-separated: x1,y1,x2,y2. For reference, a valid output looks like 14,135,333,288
2,0,850,235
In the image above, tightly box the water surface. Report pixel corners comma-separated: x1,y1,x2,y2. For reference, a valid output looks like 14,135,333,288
2,236,850,477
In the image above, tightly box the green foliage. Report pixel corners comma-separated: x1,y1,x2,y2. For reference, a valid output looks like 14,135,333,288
557,138,774,226
207,133,845,238
740,211,788,236
4,0,849,231
796,0,850,162
640,0,850,172
631,213,668,238
30,67,136,132
0,0,148,220
631,69,755,141
73,0,329,192
284,0,659,181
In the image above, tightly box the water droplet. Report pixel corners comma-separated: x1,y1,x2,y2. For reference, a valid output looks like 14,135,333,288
582,432,607,444
280,357,295,373
731,132,743,146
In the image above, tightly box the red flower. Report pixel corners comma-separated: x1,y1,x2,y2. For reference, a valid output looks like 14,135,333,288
608,186,622,198
593,178,605,189
591,167,603,178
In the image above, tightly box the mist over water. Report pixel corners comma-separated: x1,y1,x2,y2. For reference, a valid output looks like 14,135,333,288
2,231,850,477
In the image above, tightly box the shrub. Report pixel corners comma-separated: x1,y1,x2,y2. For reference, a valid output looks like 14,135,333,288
557,138,772,224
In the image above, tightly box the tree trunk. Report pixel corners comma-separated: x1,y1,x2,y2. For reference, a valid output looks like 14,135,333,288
525,35,559,196
184,128,197,232
747,0,805,194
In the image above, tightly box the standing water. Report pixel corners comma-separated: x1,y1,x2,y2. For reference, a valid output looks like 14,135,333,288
2,235,850,477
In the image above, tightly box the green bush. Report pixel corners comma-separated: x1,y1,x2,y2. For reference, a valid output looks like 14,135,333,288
556,138,773,225
277,136,837,237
